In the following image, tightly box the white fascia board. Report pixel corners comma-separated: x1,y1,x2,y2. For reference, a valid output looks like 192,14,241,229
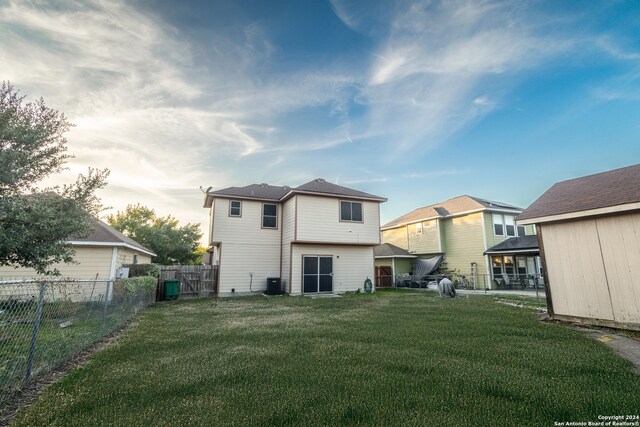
517,202,640,225
67,241,156,257
381,215,442,231
382,207,523,231
287,190,387,202
374,255,418,259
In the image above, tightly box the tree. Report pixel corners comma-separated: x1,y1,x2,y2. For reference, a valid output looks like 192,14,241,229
0,82,109,275
107,204,202,265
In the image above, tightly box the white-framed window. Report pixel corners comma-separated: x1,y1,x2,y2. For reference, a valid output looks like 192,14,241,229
493,213,517,236
262,203,278,229
492,213,504,236
229,200,242,217
416,222,423,235
340,201,363,222
505,215,515,237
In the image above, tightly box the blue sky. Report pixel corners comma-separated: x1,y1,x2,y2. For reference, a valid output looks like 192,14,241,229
1,0,639,238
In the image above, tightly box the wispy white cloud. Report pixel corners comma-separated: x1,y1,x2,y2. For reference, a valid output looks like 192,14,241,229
355,0,575,153
0,0,359,239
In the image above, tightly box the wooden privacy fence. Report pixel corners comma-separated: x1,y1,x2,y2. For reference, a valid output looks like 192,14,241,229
157,265,218,300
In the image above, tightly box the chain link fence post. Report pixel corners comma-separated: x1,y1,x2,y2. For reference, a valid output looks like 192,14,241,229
24,281,46,385
102,279,112,331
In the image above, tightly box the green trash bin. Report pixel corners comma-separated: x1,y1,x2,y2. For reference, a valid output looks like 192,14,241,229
164,280,180,301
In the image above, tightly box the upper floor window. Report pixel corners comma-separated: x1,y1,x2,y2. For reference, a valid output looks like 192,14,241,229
493,213,516,237
492,213,504,235
229,200,242,217
505,215,515,237
340,201,363,222
262,203,278,229
416,222,423,235
517,225,526,237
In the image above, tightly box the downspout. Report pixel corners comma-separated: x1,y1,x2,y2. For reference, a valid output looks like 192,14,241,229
108,247,118,301
391,257,396,287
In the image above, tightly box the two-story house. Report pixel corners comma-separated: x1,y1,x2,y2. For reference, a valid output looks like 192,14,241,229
203,179,386,296
379,195,537,288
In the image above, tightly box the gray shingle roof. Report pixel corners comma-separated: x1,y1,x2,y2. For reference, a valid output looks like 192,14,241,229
293,179,386,201
205,178,386,206
207,184,290,201
518,163,640,221
72,219,156,256
484,235,539,254
381,195,522,229
374,243,417,258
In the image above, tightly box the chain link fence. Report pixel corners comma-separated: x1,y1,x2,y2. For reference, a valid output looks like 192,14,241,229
392,272,545,292
0,278,155,407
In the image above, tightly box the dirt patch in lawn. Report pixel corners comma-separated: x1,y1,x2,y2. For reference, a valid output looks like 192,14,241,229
0,323,131,426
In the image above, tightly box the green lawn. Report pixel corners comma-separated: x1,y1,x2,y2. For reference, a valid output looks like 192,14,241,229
12,291,640,426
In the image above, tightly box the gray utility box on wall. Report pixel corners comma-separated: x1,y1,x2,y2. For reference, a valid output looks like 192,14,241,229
266,278,282,295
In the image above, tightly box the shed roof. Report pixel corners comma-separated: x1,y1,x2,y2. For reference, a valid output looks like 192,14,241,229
518,163,640,222
373,243,417,258
381,195,522,230
70,219,156,257
204,178,386,207
484,235,539,255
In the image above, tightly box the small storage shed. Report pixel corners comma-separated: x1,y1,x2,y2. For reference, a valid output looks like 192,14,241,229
518,164,640,330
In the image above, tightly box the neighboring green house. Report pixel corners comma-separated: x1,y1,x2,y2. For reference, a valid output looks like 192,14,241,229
379,195,536,288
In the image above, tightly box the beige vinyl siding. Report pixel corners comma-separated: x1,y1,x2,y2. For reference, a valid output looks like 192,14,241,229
407,220,440,254
295,195,380,244
290,244,374,294
542,213,640,325
281,197,296,291
116,248,151,266
441,212,488,276
213,198,281,294
209,201,215,244
0,246,114,280
218,243,280,294
381,227,408,250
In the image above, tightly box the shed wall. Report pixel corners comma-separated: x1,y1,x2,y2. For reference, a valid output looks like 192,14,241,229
542,212,640,326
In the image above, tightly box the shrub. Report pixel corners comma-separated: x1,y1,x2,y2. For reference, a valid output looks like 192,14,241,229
123,264,161,278
113,276,157,302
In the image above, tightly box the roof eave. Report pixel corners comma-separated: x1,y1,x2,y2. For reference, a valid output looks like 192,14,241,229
517,201,640,225
205,193,282,203
67,241,157,257
374,255,418,259
283,189,386,202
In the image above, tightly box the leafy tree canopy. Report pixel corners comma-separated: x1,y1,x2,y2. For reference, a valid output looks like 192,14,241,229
107,204,202,265
0,81,109,275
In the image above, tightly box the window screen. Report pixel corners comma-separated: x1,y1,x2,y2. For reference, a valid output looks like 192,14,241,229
262,203,277,228
340,201,363,222
229,200,241,217
492,213,504,236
